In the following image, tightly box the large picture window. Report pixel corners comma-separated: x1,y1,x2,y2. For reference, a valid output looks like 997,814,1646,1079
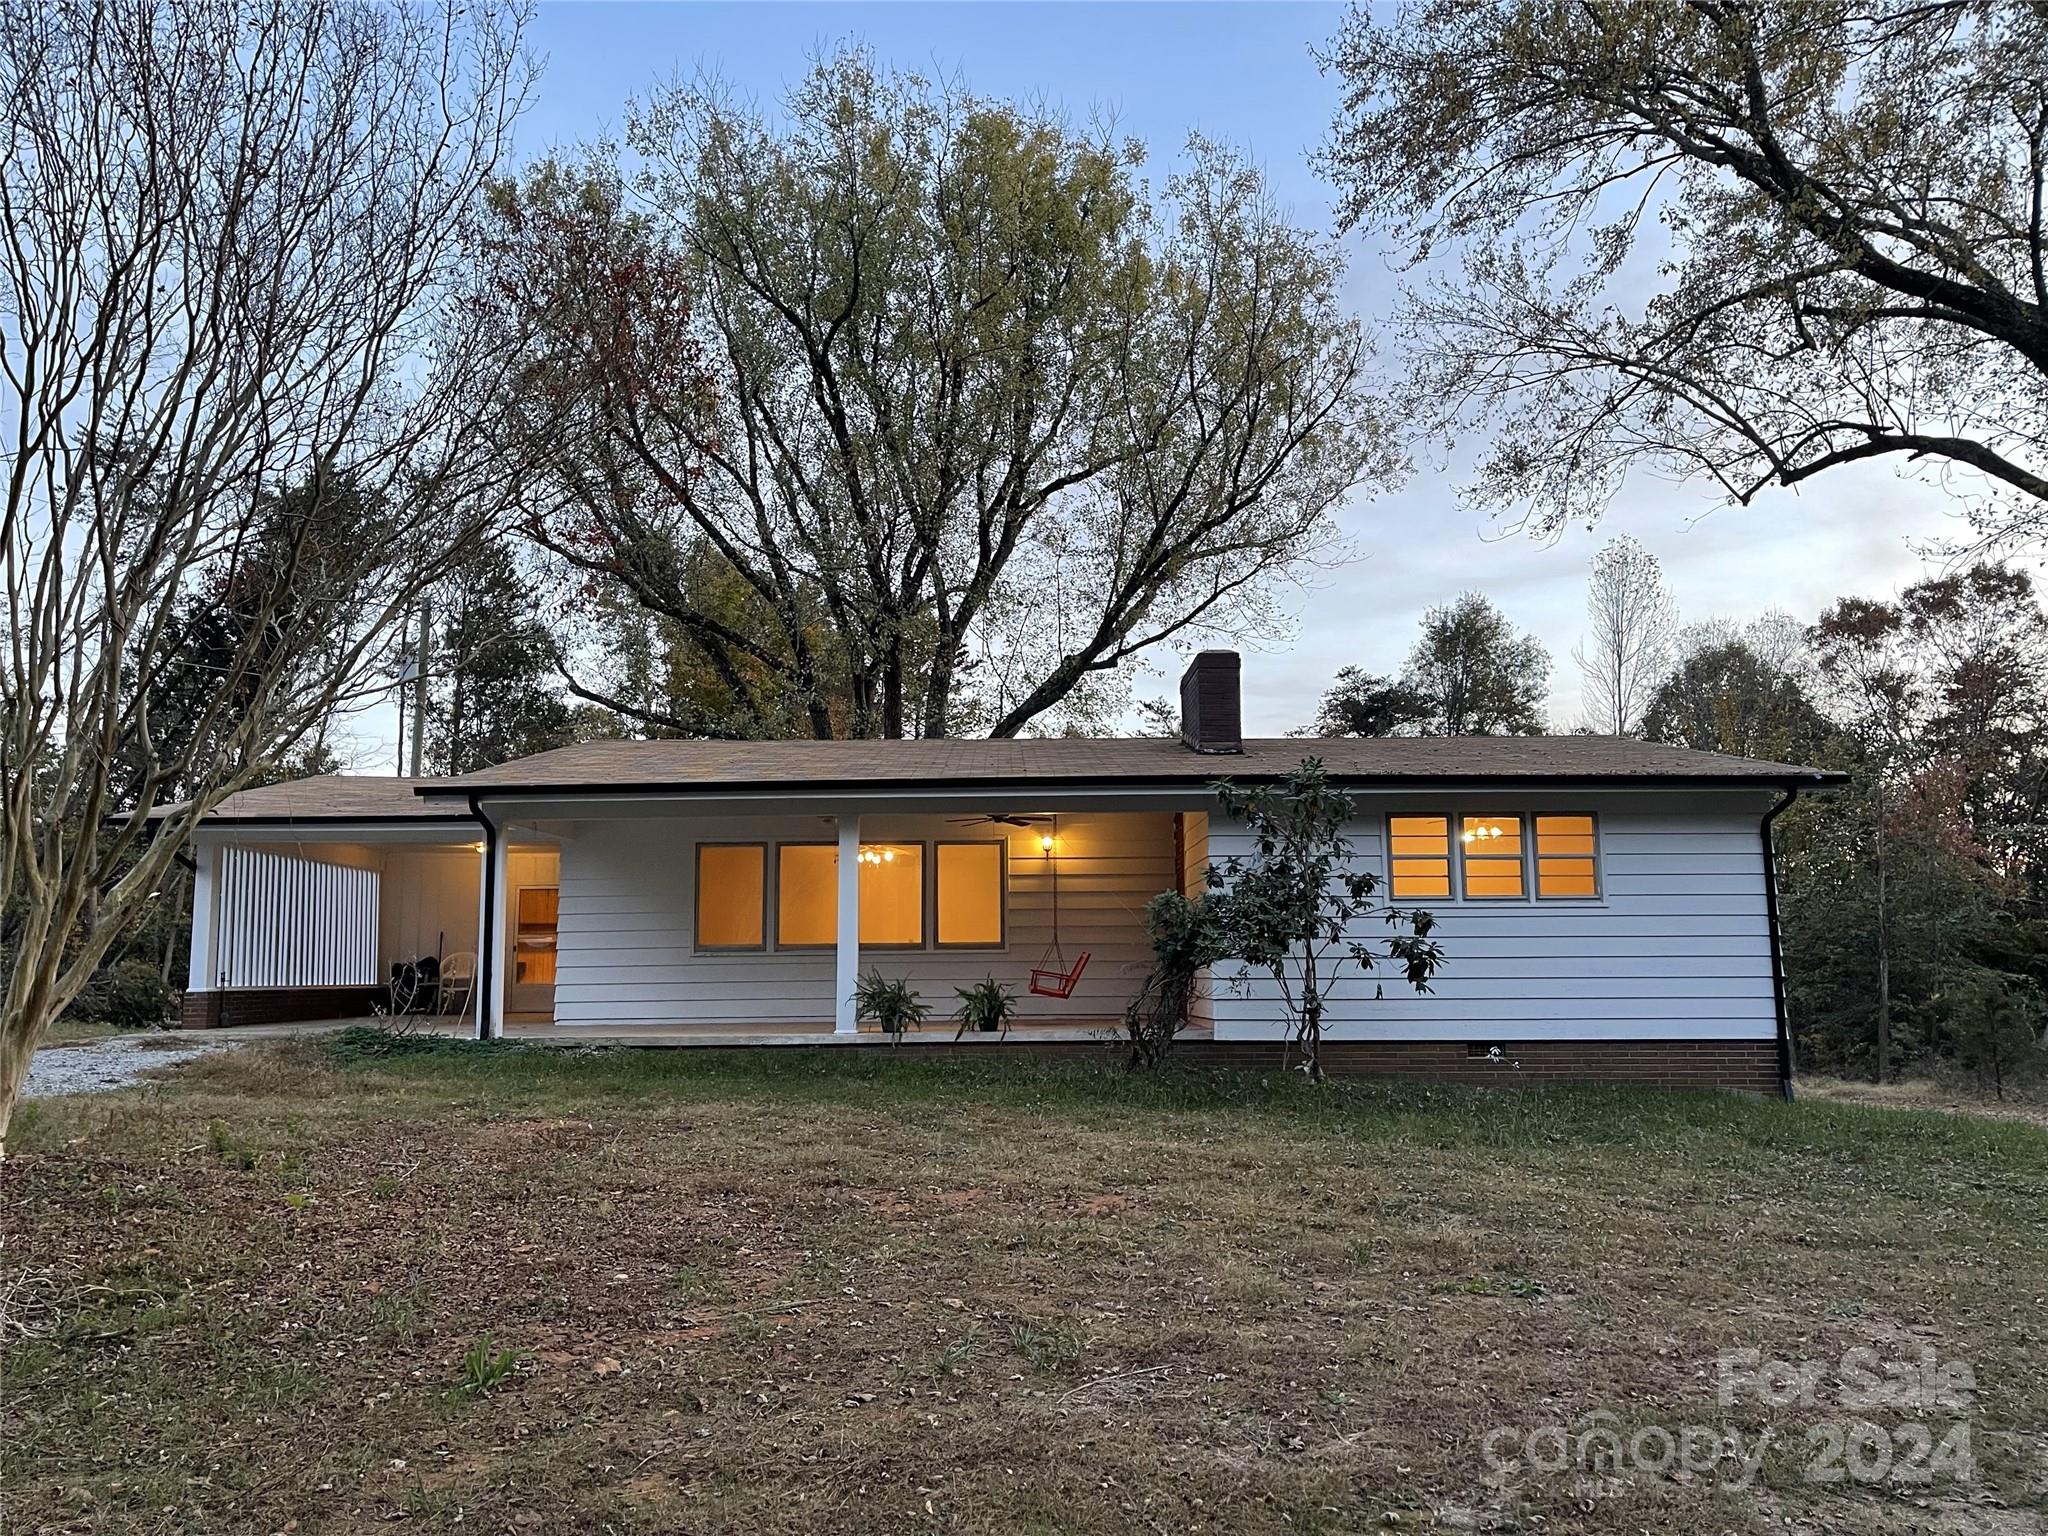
708,836,1011,951
858,843,924,947
935,841,1005,947
695,844,766,949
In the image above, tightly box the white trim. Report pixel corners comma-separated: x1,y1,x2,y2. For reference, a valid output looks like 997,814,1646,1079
834,815,860,1034
188,842,221,990
484,834,512,1036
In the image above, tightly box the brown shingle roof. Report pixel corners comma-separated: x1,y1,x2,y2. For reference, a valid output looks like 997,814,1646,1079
406,734,1840,799
195,775,475,823
186,740,1840,824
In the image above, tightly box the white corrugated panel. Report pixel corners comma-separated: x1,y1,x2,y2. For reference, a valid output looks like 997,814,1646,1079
215,847,380,988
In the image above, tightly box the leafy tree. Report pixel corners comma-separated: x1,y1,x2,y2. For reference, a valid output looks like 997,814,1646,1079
484,52,1389,740
1210,760,1444,1080
1309,668,1435,737
1402,593,1550,735
1642,633,1836,764
1897,564,2048,891
1574,536,1677,736
1312,594,1549,736
1790,564,2048,1080
1122,889,1230,1070
428,540,575,775
1322,1,2048,549
1945,974,2044,1100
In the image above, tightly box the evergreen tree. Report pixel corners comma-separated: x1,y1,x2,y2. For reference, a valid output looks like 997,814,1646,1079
428,541,575,775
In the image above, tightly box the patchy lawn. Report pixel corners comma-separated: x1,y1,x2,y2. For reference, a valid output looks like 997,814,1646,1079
4,1034,2046,1535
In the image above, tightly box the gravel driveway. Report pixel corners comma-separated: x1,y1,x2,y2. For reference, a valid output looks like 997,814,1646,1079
23,1032,249,1099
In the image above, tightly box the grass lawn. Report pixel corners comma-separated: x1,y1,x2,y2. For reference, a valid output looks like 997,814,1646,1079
5,1035,2046,1535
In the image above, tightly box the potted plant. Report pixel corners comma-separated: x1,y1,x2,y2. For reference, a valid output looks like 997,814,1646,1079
952,977,1018,1040
852,970,930,1042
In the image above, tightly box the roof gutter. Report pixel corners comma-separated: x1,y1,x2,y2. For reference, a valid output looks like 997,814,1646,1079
1760,785,1803,1102
468,793,501,1043
415,769,1847,805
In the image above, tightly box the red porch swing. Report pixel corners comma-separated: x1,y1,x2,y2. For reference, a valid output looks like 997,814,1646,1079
1027,815,1091,998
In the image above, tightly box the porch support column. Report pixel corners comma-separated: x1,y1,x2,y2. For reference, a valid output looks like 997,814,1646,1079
834,814,861,1034
187,840,222,992
475,814,511,1041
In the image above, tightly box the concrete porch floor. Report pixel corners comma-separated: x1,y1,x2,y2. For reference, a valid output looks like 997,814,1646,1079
215,1015,1170,1048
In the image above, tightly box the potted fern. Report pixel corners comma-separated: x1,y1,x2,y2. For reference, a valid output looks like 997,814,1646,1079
852,970,929,1041
952,977,1018,1040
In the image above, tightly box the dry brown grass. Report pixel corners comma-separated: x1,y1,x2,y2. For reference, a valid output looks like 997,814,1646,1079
1801,1074,2048,1129
4,1036,2045,1535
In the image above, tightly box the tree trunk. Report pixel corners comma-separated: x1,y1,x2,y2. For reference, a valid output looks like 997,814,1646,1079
0,1019,33,1156
1873,783,1892,1083
1300,955,1324,1082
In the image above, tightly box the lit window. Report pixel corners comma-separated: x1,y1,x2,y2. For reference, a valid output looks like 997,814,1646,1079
936,842,1005,947
1536,815,1600,898
1388,815,1451,898
776,844,837,947
1460,816,1525,898
695,844,765,948
858,843,924,946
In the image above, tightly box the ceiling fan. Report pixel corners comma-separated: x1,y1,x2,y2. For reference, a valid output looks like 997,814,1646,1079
948,812,1052,827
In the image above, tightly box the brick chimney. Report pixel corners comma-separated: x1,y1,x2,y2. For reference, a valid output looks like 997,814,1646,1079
1179,651,1243,754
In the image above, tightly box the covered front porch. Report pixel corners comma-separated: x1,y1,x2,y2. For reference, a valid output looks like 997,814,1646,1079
184,796,1210,1042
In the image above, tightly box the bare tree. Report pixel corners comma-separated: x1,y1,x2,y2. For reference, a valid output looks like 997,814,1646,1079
0,0,534,1144
1574,536,1678,735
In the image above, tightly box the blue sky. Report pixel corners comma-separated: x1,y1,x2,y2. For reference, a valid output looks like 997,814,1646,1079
354,2,1958,764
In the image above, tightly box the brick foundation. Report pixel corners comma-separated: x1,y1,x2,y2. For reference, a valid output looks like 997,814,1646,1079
901,1037,1784,1094
179,986,389,1030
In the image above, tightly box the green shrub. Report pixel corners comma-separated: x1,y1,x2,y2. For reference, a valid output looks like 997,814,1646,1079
67,959,176,1031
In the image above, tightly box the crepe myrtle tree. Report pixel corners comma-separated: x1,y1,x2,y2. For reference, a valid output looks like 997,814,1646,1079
1211,760,1444,1080
0,0,535,1148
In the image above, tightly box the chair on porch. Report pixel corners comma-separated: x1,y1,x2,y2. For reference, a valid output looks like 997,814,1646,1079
437,951,476,1022
1028,949,1090,999
1025,815,1091,998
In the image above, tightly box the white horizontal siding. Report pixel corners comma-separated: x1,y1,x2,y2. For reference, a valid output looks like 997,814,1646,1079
553,811,1174,1026
1205,791,1779,1043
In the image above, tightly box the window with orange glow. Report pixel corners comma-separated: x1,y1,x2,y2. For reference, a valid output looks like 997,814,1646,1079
776,844,837,947
1459,815,1525,899
695,844,766,949
1535,815,1600,898
936,842,1005,947
858,843,924,946
1387,815,1451,898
